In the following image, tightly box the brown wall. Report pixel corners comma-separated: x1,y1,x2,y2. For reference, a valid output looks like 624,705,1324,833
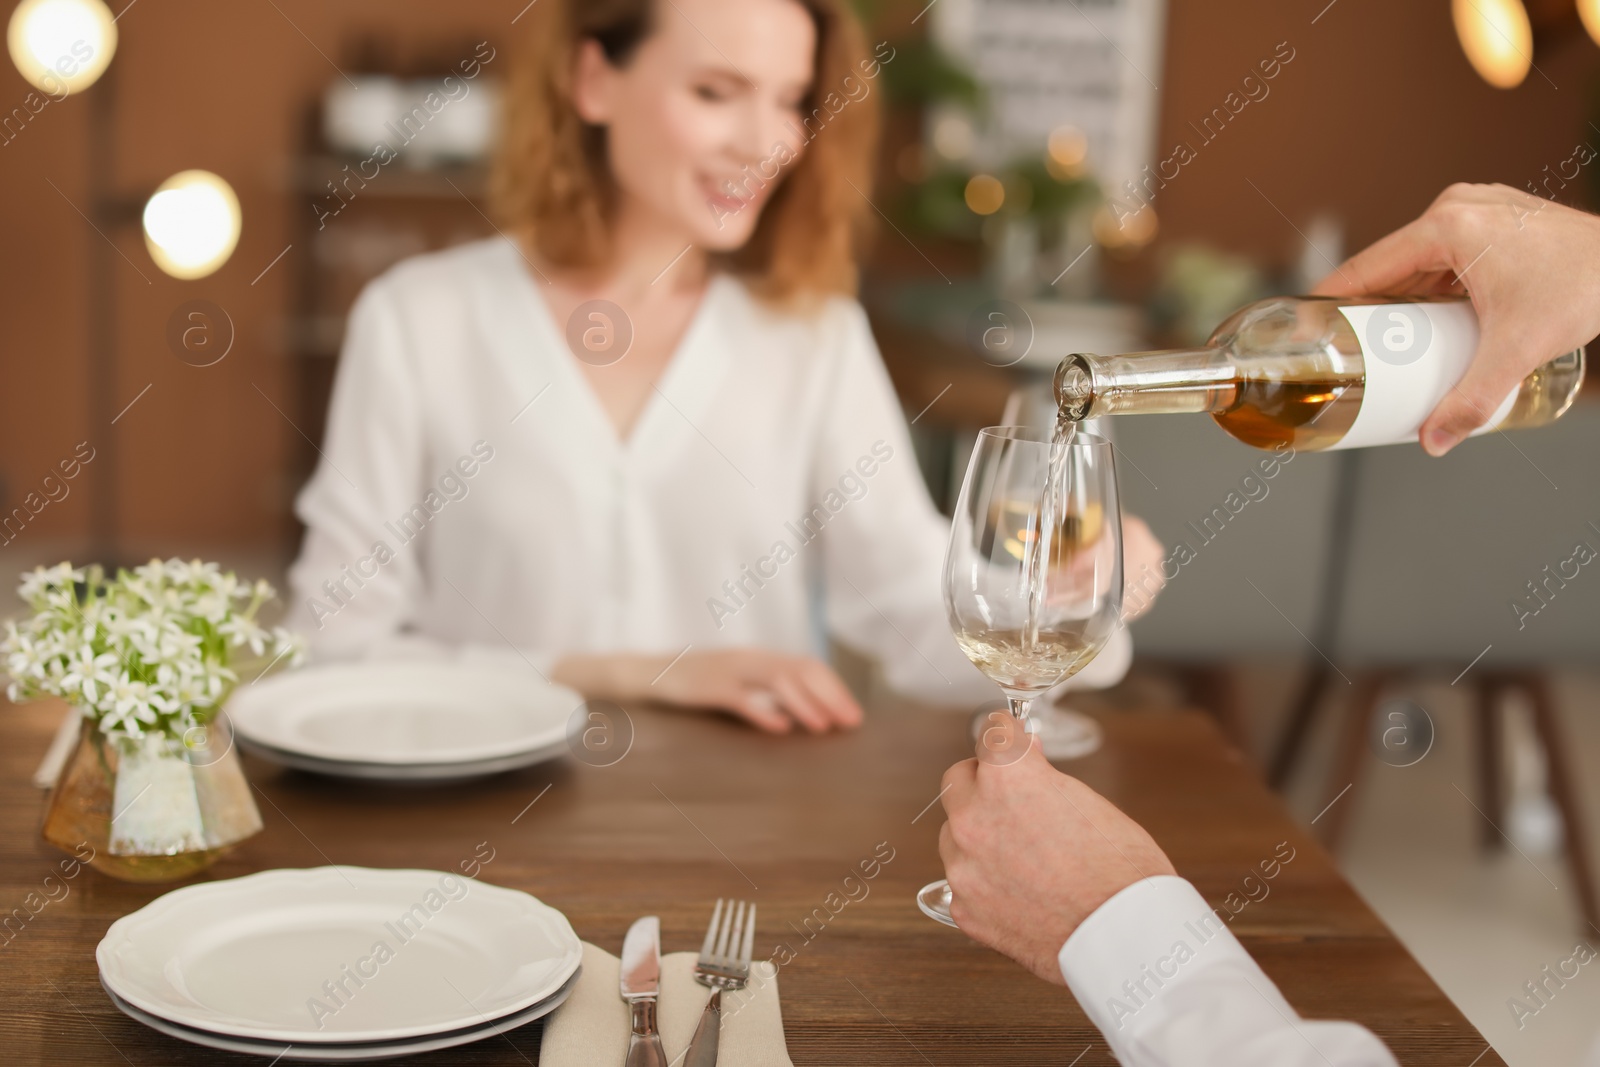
1149,0,1599,260
0,0,509,563
0,0,1595,563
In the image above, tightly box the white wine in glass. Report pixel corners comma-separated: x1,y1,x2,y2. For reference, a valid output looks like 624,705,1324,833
918,425,1124,927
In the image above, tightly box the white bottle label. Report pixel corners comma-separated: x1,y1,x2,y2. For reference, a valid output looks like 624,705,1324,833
1333,302,1516,450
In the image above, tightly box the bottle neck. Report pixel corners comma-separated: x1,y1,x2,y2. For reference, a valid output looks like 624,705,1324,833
1054,347,1239,420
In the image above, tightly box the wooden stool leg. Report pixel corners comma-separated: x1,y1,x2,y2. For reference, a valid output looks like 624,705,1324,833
1316,672,1388,852
1270,662,1334,790
1475,675,1505,852
1521,673,1600,934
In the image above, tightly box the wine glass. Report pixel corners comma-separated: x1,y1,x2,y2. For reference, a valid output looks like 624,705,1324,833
998,387,1122,756
917,425,1124,927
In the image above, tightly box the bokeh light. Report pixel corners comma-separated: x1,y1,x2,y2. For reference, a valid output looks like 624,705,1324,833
964,174,1006,216
142,170,243,280
1580,0,1600,47
1451,0,1532,89
1092,202,1158,253
6,0,117,94
1046,125,1088,180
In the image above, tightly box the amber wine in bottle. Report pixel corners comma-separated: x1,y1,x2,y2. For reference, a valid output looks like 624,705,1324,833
1053,296,1585,450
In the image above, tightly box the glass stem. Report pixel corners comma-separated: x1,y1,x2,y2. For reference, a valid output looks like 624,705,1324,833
1007,695,1036,732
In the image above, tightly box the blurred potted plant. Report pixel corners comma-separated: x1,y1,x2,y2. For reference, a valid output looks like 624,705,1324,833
1148,244,1270,347
882,36,1100,298
3,560,300,882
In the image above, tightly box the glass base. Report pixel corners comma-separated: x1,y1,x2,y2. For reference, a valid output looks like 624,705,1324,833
969,704,1102,761
1032,705,1103,760
917,879,958,927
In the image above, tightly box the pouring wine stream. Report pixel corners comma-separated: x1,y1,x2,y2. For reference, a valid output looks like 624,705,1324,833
1020,415,1076,698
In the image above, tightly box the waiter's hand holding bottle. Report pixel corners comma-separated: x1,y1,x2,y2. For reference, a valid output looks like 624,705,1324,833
1311,182,1600,456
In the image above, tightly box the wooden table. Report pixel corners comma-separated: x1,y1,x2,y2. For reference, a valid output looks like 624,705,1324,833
0,698,1503,1065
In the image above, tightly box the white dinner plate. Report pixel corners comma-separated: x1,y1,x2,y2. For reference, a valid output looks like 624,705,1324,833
97,867,583,1044
228,661,581,766
101,969,578,1061
236,734,570,783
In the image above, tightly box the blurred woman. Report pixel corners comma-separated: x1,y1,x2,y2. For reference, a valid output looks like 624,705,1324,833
287,0,1158,733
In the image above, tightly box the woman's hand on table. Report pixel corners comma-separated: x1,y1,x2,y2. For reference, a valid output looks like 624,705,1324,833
938,731,1175,984
551,648,863,734
1310,182,1600,456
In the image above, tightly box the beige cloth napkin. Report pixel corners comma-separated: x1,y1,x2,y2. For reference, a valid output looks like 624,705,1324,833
539,941,792,1067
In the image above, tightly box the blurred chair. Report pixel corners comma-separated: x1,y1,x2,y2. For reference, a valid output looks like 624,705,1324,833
1272,406,1600,931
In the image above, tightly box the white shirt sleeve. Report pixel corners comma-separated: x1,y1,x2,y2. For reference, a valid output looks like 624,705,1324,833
285,279,555,679
1058,876,1399,1067
804,301,992,705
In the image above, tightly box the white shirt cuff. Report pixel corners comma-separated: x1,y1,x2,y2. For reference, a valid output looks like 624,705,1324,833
1059,876,1272,1043
1058,876,1400,1067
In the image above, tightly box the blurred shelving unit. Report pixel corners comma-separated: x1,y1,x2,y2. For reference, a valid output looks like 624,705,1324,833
279,94,498,546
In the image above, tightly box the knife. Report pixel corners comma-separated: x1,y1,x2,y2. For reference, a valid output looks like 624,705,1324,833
619,916,668,1067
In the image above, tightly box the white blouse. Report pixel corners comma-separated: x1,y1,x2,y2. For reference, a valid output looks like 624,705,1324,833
286,236,1130,705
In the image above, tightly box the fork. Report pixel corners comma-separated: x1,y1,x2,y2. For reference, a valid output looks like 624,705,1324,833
683,898,755,1067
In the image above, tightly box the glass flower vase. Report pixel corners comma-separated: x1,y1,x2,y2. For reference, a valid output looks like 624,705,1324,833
41,714,263,883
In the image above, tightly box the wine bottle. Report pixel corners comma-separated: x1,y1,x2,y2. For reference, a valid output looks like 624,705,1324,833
1053,295,1585,450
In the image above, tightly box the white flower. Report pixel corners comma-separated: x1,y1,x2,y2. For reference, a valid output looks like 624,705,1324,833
171,672,210,708
109,672,150,716
4,631,42,680
18,563,83,604
270,627,306,668
157,628,203,660
60,645,120,706
219,615,268,656
192,590,231,623
3,558,304,742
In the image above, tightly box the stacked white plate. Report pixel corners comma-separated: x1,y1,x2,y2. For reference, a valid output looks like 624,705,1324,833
98,867,583,1061
230,661,581,782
